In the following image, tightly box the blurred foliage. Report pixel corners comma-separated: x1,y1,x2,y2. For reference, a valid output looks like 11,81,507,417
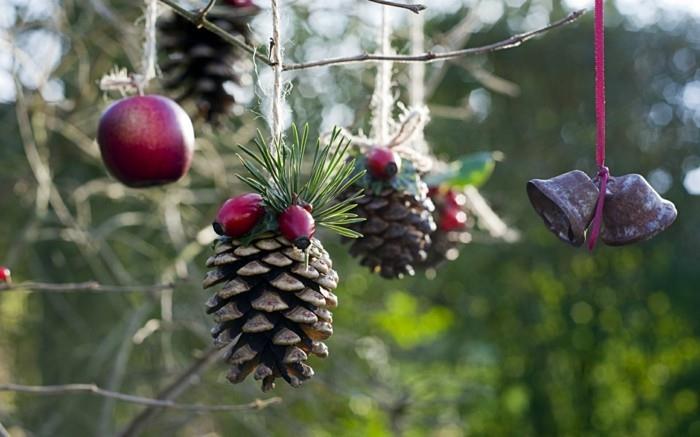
1,0,700,436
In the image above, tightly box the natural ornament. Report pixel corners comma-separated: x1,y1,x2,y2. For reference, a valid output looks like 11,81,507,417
97,95,195,187
202,126,364,391
97,0,196,189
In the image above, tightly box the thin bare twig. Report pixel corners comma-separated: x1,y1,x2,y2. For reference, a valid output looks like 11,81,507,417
368,0,425,14
283,10,585,71
118,347,223,437
157,0,270,65
0,383,281,413
196,0,218,26
0,281,177,294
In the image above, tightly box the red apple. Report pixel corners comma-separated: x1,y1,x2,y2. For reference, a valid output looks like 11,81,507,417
214,193,265,238
97,95,195,188
367,147,401,180
223,0,255,7
278,205,315,249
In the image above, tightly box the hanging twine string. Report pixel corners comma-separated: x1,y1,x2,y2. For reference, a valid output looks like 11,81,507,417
99,0,158,94
587,0,609,251
409,11,429,155
371,6,393,145
142,0,158,86
270,0,284,144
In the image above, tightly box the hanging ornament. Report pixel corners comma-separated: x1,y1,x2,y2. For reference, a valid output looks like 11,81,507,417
203,126,364,391
97,0,195,188
158,1,259,122
339,7,436,279
420,152,501,268
342,148,435,279
527,0,677,248
97,95,194,187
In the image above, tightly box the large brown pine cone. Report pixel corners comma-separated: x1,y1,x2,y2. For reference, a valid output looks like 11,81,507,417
158,5,258,122
203,235,338,391
343,185,436,279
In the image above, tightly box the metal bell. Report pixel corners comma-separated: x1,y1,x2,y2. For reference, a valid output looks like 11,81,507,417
600,174,677,246
527,170,599,246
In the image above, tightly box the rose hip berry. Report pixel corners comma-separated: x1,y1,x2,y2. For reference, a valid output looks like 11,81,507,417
97,95,195,188
278,205,316,250
440,206,467,232
214,193,265,238
367,147,401,180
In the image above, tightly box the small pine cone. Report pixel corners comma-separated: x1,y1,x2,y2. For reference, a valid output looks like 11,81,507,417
203,235,338,391
343,184,436,279
158,5,258,122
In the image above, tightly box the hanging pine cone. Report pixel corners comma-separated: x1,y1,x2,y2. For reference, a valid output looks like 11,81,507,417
203,125,363,390
203,236,338,391
420,187,472,268
342,147,436,279
158,1,259,122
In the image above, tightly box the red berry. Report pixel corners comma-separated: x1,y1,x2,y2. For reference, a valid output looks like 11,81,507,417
214,193,265,238
428,186,439,198
0,266,11,284
278,205,316,250
97,95,195,188
367,147,401,180
445,190,466,207
440,206,467,232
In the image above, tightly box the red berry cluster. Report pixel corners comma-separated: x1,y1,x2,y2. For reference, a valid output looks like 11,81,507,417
429,187,468,232
213,194,316,249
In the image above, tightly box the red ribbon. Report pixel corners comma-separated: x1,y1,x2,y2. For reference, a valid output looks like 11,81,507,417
587,0,609,251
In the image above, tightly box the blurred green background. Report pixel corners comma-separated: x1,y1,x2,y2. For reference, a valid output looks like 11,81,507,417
1,0,700,435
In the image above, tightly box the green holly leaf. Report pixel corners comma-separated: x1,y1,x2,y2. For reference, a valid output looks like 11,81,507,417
425,152,501,188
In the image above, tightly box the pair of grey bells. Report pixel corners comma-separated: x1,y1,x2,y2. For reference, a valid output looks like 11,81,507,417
527,170,677,246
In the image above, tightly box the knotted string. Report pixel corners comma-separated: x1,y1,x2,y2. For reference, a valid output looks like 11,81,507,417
270,0,284,147
587,0,609,251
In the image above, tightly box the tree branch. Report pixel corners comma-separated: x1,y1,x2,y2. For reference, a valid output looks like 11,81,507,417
196,0,218,26
368,0,425,14
283,10,586,71
118,347,222,437
0,281,178,294
0,383,281,413
157,0,270,66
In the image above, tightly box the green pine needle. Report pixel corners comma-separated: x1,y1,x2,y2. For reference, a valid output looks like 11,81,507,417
237,124,365,239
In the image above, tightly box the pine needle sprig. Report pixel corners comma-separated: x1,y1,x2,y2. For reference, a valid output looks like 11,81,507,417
237,124,365,239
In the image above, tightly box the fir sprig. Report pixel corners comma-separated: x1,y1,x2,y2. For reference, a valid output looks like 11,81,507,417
238,124,365,239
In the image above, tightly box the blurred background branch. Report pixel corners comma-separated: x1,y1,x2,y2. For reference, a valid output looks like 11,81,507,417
0,383,281,412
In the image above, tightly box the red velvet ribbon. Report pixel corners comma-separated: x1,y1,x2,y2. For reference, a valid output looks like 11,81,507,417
587,0,609,251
